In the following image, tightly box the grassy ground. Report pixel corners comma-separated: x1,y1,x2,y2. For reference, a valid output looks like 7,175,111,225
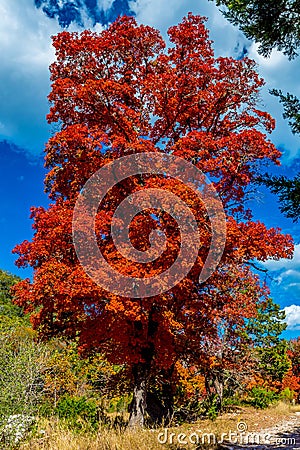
20,402,300,450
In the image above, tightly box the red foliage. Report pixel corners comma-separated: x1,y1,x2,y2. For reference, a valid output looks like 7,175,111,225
12,15,293,408
284,338,300,398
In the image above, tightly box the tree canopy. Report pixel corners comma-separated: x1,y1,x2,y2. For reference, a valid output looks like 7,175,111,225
12,14,293,426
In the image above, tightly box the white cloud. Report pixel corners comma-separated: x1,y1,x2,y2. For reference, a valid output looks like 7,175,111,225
262,245,300,311
248,43,287,70
284,304,300,330
131,0,247,57
263,244,300,271
99,0,115,12
247,44,300,162
0,0,102,154
0,0,61,153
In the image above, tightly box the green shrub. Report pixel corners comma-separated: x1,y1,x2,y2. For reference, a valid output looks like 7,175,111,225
55,395,100,431
38,400,54,418
245,387,278,409
108,395,131,413
207,402,218,421
279,387,295,403
223,395,242,407
173,399,204,424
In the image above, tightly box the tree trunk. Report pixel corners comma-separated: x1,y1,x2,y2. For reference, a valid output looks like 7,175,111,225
128,311,157,427
213,374,224,411
128,362,149,428
161,367,174,424
205,371,224,411
146,384,174,425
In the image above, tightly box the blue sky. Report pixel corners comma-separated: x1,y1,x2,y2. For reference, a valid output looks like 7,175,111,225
0,0,299,338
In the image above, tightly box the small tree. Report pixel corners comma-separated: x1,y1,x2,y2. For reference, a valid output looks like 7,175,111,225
0,270,47,427
0,333,46,415
0,269,25,329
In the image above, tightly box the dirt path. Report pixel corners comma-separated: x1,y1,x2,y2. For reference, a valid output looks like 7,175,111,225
219,412,300,449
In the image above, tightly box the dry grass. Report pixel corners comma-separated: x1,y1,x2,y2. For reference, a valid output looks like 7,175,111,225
20,402,300,450
21,421,175,450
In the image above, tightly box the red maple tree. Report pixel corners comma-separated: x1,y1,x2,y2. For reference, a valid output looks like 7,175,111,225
12,14,293,426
